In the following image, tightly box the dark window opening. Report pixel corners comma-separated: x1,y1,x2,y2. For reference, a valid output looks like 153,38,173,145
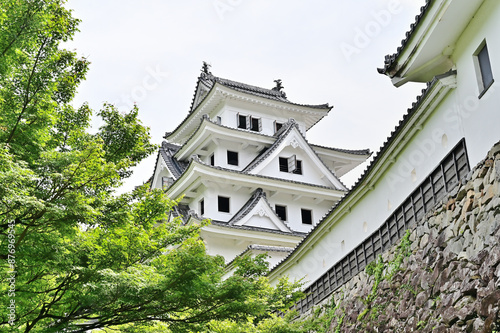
301,209,312,225
293,160,303,175
279,155,302,174
279,157,288,172
476,42,494,97
251,117,261,132
210,154,215,166
275,121,283,133
200,199,205,215
238,114,247,129
218,196,230,213
275,205,287,221
227,150,238,166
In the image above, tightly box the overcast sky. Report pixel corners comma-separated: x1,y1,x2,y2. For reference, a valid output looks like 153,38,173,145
64,0,427,193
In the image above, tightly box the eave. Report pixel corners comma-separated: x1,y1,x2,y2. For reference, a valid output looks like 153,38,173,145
201,222,305,243
174,118,274,161
378,0,483,87
165,157,345,204
268,71,457,282
165,83,331,145
311,144,371,178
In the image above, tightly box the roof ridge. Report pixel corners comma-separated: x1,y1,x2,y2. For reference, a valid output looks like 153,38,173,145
243,119,297,172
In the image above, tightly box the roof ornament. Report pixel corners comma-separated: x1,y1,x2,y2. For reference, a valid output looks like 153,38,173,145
272,79,284,91
201,61,212,75
272,79,286,98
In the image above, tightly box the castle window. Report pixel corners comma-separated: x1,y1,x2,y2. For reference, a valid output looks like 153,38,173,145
279,155,302,174
275,205,287,221
301,209,312,225
237,114,249,129
216,116,222,124
293,160,303,175
274,121,283,133
162,176,174,189
210,154,214,166
251,117,262,132
227,150,238,166
237,114,261,132
199,199,205,215
218,196,230,213
474,41,494,98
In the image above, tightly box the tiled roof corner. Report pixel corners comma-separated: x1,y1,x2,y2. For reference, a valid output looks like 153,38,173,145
159,141,187,179
228,188,296,232
377,0,432,76
228,188,267,225
310,144,371,156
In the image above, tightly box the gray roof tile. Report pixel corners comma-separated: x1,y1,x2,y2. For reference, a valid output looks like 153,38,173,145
377,0,432,76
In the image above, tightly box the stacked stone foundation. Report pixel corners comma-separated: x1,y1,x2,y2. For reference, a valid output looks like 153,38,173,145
320,141,500,332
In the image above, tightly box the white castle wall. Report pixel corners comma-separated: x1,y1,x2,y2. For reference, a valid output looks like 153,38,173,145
273,0,500,287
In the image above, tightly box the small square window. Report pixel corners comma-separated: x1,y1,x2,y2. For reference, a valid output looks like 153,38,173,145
275,205,287,221
227,150,238,166
199,199,205,215
301,209,312,225
474,41,494,98
218,196,230,213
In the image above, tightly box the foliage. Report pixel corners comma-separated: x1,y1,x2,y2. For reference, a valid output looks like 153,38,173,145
0,1,304,332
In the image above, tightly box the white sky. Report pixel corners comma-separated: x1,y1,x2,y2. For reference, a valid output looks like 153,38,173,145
64,0,427,193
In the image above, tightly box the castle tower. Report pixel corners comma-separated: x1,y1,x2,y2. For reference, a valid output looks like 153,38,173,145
150,63,370,267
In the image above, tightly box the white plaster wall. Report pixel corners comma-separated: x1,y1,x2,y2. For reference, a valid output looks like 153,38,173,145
201,235,250,261
191,188,252,222
450,0,500,167
274,0,500,287
211,140,257,171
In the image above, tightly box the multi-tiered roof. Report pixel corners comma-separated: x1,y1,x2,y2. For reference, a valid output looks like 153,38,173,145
150,64,370,265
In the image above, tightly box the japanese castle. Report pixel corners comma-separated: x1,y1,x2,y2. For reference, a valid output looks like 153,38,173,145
150,63,370,267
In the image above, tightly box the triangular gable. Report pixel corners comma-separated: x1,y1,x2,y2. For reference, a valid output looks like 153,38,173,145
244,120,347,190
229,189,293,233
151,142,187,191
191,79,212,112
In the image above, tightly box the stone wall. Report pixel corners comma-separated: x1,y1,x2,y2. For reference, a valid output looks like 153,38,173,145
323,142,500,332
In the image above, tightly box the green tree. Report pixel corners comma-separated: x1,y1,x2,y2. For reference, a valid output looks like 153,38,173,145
0,1,305,332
